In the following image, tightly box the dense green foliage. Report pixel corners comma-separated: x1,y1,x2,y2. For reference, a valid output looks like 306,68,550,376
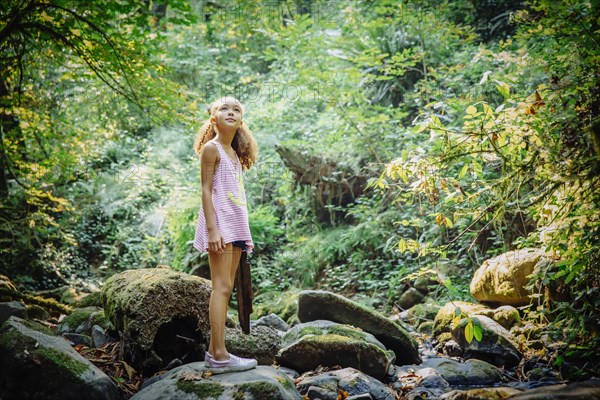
1,0,598,377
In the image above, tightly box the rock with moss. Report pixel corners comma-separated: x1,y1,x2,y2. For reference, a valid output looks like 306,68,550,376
295,367,395,400
470,248,552,306
404,357,505,386
58,306,113,335
0,275,19,301
297,290,420,365
277,320,394,380
0,316,120,400
131,364,301,400
0,275,70,317
225,325,282,365
451,315,522,368
492,305,520,330
101,267,212,371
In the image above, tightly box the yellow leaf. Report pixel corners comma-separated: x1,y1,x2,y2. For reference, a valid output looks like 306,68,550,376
435,213,444,226
466,105,477,115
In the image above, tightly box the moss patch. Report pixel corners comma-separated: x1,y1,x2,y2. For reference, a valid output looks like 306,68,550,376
176,380,224,398
235,381,280,399
328,325,367,341
275,375,294,391
0,287,71,316
36,347,88,378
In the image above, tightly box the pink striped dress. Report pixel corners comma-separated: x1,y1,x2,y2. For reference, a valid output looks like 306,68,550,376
193,140,254,255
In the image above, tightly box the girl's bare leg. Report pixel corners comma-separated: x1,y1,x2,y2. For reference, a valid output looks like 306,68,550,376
208,243,242,361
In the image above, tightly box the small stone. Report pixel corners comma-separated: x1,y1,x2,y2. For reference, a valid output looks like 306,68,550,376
254,313,290,332
399,288,426,310
91,325,114,348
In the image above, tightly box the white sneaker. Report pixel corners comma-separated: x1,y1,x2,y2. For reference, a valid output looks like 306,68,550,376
205,352,257,374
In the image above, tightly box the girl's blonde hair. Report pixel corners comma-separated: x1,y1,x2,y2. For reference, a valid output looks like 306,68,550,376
193,97,258,171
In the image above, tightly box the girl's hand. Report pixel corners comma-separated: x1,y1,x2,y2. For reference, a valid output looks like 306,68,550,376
208,229,226,253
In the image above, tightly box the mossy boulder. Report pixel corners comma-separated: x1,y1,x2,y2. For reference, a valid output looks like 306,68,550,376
492,305,520,330
0,316,120,400
451,315,522,368
58,306,113,335
470,248,552,306
277,320,395,380
297,290,420,365
101,267,212,371
225,325,282,365
131,364,301,400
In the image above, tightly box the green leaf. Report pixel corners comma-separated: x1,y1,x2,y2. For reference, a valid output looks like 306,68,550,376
464,321,474,343
473,323,483,341
495,80,510,98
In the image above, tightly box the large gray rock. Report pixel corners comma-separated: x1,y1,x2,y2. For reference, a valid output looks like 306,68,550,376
296,367,394,400
470,248,552,306
451,315,522,367
0,316,120,400
297,290,420,365
131,364,301,400
277,320,394,380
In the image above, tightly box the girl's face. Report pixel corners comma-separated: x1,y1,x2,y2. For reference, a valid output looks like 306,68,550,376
211,98,243,132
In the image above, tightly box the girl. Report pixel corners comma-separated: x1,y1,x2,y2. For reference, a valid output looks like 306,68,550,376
193,96,259,373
